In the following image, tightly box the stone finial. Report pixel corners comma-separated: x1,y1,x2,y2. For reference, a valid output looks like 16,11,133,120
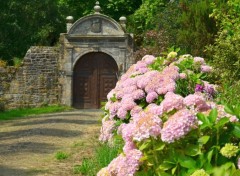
66,16,74,32
119,16,127,30
94,1,101,14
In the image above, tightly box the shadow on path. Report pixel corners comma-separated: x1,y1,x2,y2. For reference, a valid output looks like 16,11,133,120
0,128,83,141
0,165,44,176
12,118,100,127
0,142,57,155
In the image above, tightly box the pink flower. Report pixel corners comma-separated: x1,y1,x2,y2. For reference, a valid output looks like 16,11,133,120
142,55,156,64
160,92,184,113
130,106,142,116
132,89,145,100
162,65,179,80
99,120,115,142
107,89,116,101
184,93,210,112
179,73,187,79
117,107,128,119
102,149,142,176
216,105,239,122
156,78,176,94
146,104,164,116
194,57,205,64
123,141,136,153
146,92,158,103
132,111,162,141
121,98,136,111
161,109,198,143
109,102,120,117
201,65,212,73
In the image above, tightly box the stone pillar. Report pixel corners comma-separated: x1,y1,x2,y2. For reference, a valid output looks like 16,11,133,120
66,16,74,32
119,16,127,31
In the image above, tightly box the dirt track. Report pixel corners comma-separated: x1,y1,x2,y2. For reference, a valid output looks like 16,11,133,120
0,110,102,176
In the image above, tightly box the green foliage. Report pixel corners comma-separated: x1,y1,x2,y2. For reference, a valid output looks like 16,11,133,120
206,0,240,81
73,142,121,175
135,108,240,175
130,0,226,60
0,0,141,64
55,151,69,160
0,105,71,120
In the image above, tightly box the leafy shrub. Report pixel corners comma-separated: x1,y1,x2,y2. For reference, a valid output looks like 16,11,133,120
206,0,240,81
97,52,240,175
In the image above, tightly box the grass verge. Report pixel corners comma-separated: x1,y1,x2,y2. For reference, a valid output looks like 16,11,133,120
73,142,122,175
55,151,70,160
0,105,72,120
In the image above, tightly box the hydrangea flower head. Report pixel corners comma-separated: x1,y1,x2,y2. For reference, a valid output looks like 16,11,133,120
161,109,197,143
220,143,239,158
132,111,162,141
190,169,209,176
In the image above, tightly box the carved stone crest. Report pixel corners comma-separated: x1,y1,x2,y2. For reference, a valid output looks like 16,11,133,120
91,18,102,33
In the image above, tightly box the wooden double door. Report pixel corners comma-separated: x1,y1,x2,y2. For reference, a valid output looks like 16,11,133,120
73,52,118,109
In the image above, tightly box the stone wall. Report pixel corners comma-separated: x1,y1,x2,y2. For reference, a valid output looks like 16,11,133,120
2,46,60,109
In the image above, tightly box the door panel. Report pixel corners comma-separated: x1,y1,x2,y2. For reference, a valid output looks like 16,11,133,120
73,52,118,109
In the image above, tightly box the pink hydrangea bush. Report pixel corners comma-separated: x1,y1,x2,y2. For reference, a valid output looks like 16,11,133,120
98,53,240,176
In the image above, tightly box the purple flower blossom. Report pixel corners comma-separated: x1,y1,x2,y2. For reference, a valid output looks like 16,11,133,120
195,84,204,92
203,81,216,98
184,93,210,112
161,109,197,143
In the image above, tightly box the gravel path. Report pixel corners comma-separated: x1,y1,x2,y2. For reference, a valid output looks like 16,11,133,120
0,110,102,176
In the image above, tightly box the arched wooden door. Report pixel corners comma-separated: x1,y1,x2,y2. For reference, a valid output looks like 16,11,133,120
73,52,118,109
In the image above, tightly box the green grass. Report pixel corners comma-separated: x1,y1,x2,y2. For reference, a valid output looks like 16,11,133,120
0,105,72,120
55,151,70,160
73,142,121,175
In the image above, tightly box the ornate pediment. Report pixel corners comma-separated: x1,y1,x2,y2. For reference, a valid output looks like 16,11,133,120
68,15,124,36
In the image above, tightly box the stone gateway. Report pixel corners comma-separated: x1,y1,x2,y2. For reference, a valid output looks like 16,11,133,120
0,2,134,109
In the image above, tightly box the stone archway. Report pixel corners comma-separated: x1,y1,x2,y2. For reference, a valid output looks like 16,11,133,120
73,52,118,109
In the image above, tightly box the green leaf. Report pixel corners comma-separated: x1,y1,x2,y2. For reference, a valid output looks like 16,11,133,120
215,117,229,128
224,104,235,115
209,108,218,123
185,144,201,156
158,162,174,171
207,150,213,163
139,141,151,151
171,166,177,175
233,170,240,176
197,113,210,126
179,157,196,169
232,124,240,138
198,136,210,145
155,142,165,151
